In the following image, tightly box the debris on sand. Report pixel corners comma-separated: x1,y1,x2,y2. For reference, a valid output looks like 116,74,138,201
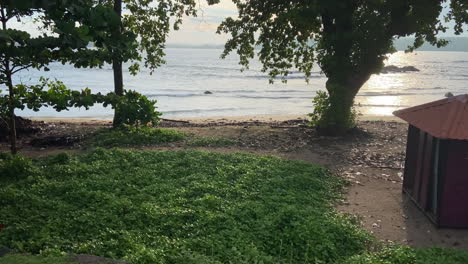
0,117,42,141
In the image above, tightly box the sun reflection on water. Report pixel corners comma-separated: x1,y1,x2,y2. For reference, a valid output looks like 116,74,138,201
357,52,419,116
358,96,403,116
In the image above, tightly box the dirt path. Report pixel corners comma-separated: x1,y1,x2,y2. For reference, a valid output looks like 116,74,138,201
1,118,467,250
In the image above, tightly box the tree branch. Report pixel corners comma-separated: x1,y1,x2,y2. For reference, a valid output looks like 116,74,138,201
11,64,33,75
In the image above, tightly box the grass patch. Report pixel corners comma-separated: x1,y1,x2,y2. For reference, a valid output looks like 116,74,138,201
0,254,77,264
345,246,468,264
91,126,186,147
0,149,370,264
187,137,237,147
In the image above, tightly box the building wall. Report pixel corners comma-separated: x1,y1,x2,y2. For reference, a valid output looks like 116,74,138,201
439,140,468,228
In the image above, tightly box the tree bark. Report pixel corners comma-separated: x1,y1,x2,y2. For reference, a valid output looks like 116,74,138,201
316,79,357,136
6,73,16,155
318,70,374,136
112,0,124,127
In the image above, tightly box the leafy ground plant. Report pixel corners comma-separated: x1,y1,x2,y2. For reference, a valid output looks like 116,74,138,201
186,137,237,147
0,149,370,264
344,245,468,264
0,254,78,264
91,126,186,147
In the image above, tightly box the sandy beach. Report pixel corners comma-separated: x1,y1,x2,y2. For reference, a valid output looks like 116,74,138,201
29,113,403,125
2,115,467,251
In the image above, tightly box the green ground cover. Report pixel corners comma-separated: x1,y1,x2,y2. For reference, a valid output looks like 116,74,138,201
1,149,467,264
91,127,186,147
0,254,77,264
90,127,236,149
0,149,369,263
186,137,237,147
345,246,468,264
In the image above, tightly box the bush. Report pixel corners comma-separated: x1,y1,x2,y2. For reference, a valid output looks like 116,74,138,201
91,126,186,147
114,90,162,127
0,154,36,180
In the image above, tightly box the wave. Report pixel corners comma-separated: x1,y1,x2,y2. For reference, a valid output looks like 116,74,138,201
146,93,313,100
357,104,410,108
236,95,314,99
163,64,242,72
358,91,443,96
403,87,445,91
190,72,323,80
162,107,248,115
144,89,447,99
146,93,200,98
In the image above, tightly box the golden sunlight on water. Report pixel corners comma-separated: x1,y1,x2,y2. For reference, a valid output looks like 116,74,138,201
357,52,419,116
359,96,404,116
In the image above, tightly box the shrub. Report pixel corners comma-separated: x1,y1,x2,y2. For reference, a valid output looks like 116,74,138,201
308,91,359,130
0,154,36,180
114,91,162,127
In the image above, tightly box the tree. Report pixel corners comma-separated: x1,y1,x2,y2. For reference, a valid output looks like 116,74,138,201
218,0,468,135
0,0,117,154
88,0,220,127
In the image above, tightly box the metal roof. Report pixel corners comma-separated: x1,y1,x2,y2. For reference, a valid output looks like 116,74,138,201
393,94,468,140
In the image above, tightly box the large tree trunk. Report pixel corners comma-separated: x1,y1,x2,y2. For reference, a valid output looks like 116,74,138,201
112,60,124,126
317,73,371,136
112,0,124,127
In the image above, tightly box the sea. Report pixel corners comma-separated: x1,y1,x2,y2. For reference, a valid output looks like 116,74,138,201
10,49,468,119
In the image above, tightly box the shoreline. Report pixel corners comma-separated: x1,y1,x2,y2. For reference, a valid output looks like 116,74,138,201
29,114,403,124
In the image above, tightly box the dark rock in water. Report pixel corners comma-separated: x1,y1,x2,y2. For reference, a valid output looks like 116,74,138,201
204,91,213,95
0,116,41,141
381,65,420,74
445,92,454,98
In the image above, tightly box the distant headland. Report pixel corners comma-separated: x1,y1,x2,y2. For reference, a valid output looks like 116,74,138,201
167,37,468,52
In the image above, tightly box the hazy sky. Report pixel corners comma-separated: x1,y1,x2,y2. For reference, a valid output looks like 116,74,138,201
177,1,464,45
8,1,466,46
167,0,237,45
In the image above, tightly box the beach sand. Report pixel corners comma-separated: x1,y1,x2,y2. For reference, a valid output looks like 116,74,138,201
30,113,403,125
2,115,467,250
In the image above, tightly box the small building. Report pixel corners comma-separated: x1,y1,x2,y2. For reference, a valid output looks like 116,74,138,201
393,94,468,228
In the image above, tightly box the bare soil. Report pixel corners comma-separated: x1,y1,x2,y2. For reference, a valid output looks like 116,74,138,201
1,118,467,252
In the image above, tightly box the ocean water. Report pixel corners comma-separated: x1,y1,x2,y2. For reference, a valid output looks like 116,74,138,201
10,49,468,119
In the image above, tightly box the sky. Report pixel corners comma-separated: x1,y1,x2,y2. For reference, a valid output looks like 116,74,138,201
167,0,238,45
7,1,466,46
6,0,238,45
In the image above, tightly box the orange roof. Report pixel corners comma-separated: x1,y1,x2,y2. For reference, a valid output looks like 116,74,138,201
393,94,468,140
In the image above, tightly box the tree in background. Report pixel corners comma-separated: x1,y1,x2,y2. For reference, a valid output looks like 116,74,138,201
218,0,468,135
0,0,117,154
91,0,220,126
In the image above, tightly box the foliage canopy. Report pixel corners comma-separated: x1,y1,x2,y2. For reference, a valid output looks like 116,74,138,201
218,0,468,134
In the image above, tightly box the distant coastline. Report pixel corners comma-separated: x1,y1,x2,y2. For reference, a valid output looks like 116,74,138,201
167,37,468,52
